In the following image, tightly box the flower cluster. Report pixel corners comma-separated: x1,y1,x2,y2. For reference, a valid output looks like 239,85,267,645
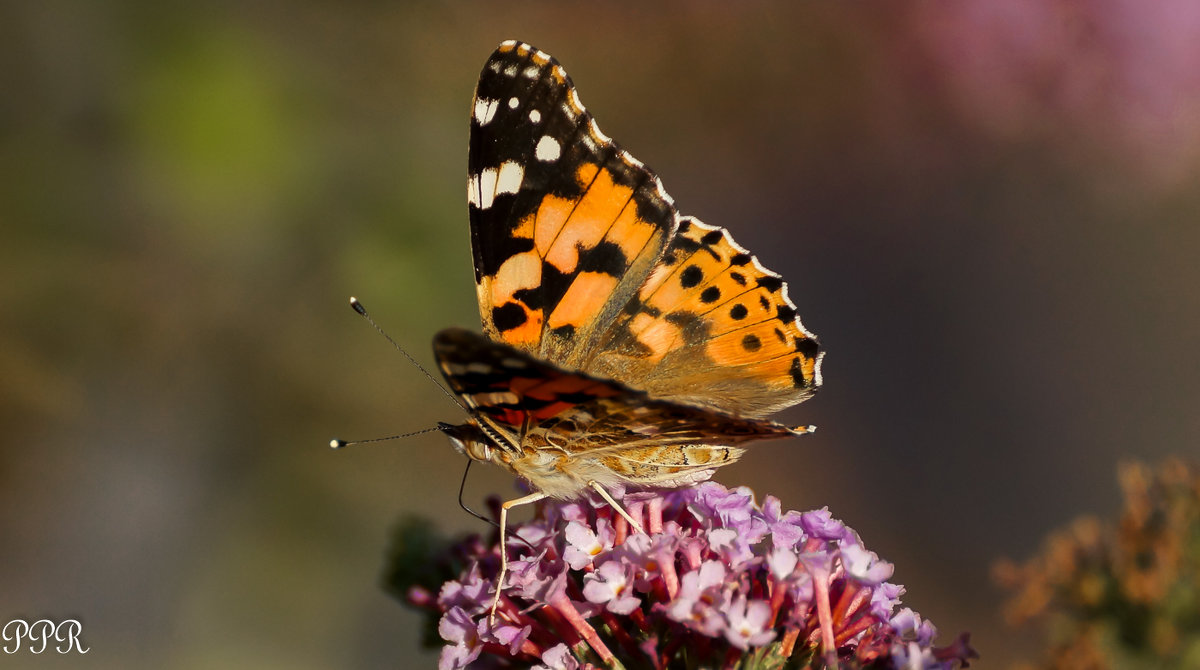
995,458,1200,669
397,482,975,669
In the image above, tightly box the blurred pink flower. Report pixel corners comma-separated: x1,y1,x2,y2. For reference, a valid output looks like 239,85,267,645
913,0,1200,185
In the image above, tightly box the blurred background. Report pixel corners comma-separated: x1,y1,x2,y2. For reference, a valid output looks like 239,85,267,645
4,2,1200,667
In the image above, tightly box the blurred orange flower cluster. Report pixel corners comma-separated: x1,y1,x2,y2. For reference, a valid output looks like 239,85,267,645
995,458,1200,669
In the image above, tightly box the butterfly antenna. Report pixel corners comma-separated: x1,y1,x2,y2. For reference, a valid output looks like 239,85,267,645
348,297,467,411
330,426,442,449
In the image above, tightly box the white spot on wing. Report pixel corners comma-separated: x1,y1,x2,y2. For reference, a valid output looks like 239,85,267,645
474,97,499,126
467,174,481,208
504,64,519,77
522,65,539,79
529,109,542,123
495,160,524,196
535,135,561,162
478,167,498,209
508,97,519,109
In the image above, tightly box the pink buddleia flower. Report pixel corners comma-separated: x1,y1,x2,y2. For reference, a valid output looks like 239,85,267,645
395,483,977,669
723,594,777,650
582,559,641,615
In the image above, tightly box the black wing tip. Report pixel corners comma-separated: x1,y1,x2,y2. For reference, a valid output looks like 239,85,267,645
486,40,560,68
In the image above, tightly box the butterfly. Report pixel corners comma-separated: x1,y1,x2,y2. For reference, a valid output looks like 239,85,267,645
434,40,823,619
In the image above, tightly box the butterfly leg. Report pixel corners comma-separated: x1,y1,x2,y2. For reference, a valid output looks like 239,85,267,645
488,491,548,624
588,481,645,534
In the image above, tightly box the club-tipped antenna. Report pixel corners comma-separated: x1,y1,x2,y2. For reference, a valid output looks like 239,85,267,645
348,297,466,411
329,426,442,449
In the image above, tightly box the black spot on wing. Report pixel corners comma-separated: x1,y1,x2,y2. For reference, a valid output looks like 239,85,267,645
730,271,747,286
472,230,535,282
680,265,703,288
538,261,573,316
742,334,762,351
492,302,528,332
757,276,783,292
795,336,821,358
669,231,702,256
700,286,721,303
789,357,807,388
576,240,629,276
730,304,748,320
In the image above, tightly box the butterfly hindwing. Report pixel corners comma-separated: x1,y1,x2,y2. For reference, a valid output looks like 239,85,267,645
590,217,823,417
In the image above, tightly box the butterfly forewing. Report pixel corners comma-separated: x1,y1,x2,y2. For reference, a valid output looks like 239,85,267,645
468,41,676,370
466,41,822,423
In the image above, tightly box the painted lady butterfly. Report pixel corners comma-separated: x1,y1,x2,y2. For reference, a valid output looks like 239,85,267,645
435,41,824,616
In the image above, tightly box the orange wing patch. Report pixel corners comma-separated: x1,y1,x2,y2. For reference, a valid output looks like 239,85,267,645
588,216,822,416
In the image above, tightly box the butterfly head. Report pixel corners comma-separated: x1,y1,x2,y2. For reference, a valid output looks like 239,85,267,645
437,420,503,464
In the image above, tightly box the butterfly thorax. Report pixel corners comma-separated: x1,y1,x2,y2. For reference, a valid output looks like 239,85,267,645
441,418,630,499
